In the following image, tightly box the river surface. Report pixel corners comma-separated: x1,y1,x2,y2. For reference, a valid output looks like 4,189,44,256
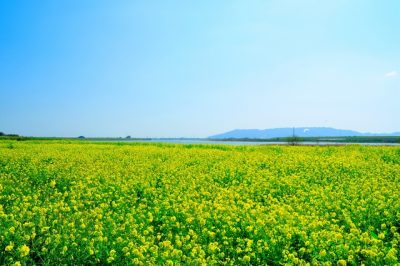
94,139,400,146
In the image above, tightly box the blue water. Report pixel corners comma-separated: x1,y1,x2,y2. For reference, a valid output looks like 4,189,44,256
96,139,400,146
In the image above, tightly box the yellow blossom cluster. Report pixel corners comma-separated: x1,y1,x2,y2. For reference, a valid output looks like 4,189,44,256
0,140,399,265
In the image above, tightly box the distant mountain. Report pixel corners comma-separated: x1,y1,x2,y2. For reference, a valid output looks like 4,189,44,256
209,127,400,139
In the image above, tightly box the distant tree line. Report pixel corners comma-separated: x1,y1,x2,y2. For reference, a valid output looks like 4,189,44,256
0,132,20,137
0,132,28,141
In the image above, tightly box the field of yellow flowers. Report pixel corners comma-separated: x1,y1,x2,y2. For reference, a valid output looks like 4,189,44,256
1,140,399,265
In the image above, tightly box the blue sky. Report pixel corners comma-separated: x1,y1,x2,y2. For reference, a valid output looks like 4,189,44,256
1,0,399,137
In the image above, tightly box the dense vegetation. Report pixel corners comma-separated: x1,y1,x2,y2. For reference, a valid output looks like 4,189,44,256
1,141,399,265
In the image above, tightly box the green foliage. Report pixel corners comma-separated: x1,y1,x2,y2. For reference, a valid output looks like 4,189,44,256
0,141,399,265
286,136,302,145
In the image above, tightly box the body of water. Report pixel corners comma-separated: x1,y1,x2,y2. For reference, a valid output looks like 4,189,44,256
93,139,400,146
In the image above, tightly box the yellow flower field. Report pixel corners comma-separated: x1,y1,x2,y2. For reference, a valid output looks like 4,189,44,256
1,141,399,265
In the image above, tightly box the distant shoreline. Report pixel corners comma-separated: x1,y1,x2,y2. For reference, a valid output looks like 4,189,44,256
209,136,400,144
1,136,399,146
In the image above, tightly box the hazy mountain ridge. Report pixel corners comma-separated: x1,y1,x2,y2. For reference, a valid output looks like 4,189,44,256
209,127,400,139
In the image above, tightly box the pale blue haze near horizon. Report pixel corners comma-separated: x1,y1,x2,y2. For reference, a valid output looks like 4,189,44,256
1,0,399,138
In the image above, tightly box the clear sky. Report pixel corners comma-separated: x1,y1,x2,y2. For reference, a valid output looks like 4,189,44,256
1,0,399,137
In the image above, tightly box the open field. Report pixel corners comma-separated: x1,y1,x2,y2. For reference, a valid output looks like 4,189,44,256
1,141,400,265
